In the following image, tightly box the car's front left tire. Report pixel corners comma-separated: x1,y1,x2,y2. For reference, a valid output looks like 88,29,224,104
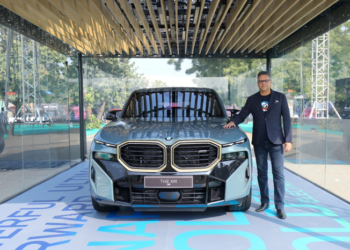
91,196,119,212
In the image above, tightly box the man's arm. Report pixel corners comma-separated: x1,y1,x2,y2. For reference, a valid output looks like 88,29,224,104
232,97,251,125
223,97,251,128
281,94,292,151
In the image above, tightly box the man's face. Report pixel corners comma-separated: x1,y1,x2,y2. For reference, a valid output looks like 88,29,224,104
257,75,272,92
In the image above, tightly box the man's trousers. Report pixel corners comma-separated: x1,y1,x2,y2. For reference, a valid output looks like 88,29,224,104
254,141,285,209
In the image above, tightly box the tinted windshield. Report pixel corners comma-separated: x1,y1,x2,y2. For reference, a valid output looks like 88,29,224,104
123,89,225,118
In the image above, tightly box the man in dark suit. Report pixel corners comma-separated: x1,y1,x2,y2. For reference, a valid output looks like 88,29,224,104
224,71,292,219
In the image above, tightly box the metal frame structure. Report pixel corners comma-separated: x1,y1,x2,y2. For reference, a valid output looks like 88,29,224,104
15,35,51,123
78,53,86,160
0,0,340,58
309,32,340,119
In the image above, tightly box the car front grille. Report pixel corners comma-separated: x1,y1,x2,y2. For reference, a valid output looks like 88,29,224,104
173,143,220,169
119,142,165,170
117,140,221,172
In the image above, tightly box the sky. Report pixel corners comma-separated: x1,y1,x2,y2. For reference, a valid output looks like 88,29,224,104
129,58,198,87
130,58,194,77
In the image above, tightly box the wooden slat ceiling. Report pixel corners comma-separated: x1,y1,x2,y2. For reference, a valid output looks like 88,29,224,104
0,0,339,57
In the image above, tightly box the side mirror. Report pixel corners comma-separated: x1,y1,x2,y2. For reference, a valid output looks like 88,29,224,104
226,108,240,118
106,109,122,121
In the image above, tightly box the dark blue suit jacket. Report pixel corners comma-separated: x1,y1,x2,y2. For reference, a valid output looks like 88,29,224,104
231,90,292,146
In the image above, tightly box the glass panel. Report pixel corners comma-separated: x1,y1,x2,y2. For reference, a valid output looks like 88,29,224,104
298,32,328,187
326,16,350,201
0,26,24,202
0,24,81,202
44,42,70,177
272,33,328,188
22,40,52,190
68,56,80,164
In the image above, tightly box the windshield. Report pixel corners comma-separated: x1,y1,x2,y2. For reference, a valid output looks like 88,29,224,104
123,89,225,118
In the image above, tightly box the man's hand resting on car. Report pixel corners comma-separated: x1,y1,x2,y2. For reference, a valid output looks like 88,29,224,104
223,121,236,129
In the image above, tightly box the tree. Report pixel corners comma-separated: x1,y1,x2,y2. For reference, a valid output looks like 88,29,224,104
167,58,265,106
4,28,12,111
83,57,148,121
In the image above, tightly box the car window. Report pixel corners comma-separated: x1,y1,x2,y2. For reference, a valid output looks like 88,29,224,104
123,90,224,118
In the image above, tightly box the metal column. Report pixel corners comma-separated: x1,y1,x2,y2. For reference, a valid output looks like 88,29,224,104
266,49,271,74
78,53,86,161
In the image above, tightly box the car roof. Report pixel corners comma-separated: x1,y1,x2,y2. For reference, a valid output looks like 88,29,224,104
134,87,217,93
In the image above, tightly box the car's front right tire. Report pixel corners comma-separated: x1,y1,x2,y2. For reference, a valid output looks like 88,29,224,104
91,196,119,212
226,187,252,212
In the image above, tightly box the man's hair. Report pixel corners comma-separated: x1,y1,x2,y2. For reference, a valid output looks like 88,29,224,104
1,108,4,112
257,71,271,79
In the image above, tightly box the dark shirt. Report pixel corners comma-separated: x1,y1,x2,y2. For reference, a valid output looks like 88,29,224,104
260,93,271,144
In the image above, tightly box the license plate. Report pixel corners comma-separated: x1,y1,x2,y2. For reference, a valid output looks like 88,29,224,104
144,176,193,188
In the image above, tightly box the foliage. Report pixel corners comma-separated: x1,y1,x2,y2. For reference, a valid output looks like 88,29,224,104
85,114,101,130
318,119,342,131
83,57,148,120
0,26,145,123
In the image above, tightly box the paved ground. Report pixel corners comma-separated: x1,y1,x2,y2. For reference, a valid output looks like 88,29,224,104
1,160,350,250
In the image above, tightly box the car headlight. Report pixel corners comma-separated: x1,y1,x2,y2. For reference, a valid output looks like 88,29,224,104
222,151,247,161
222,138,247,147
95,140,117,148
93,152,117,161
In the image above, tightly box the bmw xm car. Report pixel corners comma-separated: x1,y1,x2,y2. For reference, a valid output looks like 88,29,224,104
89,87,252,212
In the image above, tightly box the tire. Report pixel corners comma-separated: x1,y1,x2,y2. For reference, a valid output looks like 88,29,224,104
0,140,4,155
91,196,119,212
226,188,252,212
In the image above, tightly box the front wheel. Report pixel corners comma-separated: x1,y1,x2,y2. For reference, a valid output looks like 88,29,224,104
91,196,119,212
226,188,252,212
0,140,4,155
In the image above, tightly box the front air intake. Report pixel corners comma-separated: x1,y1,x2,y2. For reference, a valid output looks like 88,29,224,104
117,141,167,172
131,189,206,204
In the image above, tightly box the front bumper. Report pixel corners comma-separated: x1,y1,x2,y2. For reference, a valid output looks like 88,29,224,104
90,151,252,211
91,195,248,212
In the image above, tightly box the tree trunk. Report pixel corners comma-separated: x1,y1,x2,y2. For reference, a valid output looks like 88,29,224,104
96,101,105,121
84,103,91,120
4,28,13,111
8,123,14,137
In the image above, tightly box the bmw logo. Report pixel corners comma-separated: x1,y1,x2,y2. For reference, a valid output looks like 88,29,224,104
165,136,173,141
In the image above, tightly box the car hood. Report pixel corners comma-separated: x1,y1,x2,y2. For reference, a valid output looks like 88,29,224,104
95,117,247,146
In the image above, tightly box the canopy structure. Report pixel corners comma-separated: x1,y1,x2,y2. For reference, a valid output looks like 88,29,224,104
0,0,348,58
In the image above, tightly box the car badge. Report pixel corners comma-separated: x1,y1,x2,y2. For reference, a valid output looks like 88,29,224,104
165,136,173,141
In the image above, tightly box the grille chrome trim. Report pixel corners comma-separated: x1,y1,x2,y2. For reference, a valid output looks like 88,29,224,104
171,140,222,172
117,141,167,172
